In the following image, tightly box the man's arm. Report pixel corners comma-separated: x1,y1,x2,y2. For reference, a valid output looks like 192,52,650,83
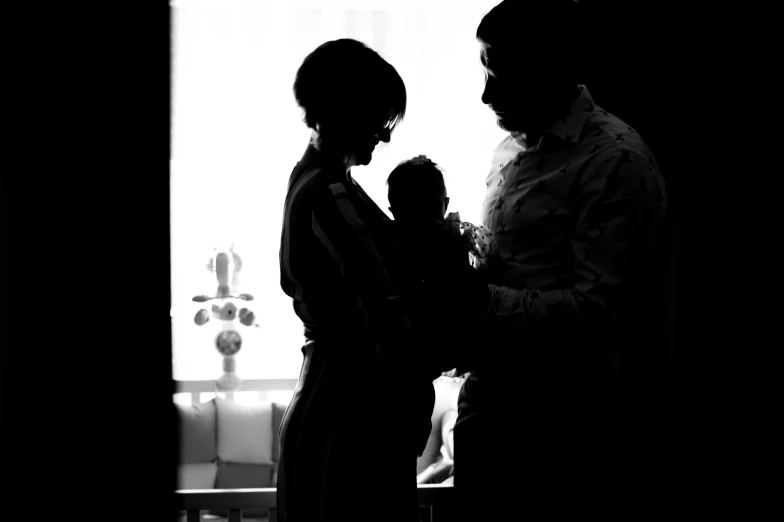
484,147,667,363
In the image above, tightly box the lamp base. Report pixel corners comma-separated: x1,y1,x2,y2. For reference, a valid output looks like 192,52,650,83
215,372,242,392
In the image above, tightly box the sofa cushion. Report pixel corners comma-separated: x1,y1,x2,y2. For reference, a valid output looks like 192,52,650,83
213,462,274,519
176,399,218,464
215,397,274,465
271,402,286,462
178,462,218,490
215,461,274,488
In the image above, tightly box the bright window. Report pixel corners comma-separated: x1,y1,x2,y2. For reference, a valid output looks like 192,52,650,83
171,0,507,380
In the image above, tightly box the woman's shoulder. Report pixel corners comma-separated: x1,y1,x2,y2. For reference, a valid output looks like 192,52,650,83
287,162,351,204
288,163,323,196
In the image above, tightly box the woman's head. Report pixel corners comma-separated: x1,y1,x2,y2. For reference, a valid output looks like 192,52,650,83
293,38,407,167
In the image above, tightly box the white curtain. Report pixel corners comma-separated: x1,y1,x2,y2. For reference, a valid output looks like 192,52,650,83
171,0,506,380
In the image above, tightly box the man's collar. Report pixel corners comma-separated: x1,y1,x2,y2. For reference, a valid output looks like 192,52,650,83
508,85,596,152
546,84,595,144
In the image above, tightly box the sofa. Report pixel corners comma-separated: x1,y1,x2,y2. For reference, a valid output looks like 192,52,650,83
175,375,464,518
176,395,284,519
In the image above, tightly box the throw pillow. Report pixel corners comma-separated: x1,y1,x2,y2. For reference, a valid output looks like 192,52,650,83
176,399,218,465
215,397,274,465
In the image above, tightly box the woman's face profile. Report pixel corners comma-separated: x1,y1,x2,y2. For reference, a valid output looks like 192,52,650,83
349,121,392,167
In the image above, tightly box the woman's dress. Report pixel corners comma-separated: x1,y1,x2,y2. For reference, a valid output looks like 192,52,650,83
277,145,436,522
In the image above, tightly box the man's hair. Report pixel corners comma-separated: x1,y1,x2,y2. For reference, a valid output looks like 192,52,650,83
477,0,581,74
386,156,447,210
293,39,406,146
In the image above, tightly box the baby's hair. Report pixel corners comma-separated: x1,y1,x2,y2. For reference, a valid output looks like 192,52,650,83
386,155,447,209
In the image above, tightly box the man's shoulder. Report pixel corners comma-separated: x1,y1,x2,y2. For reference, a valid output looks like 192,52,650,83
580,108,649,161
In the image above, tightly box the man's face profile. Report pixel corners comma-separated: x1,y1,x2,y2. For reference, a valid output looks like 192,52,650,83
479,39,566,137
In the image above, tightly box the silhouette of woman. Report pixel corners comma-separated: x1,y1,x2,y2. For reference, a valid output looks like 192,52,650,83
277,38,434,522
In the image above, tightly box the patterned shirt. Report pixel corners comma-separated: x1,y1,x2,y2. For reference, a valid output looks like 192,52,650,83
459,85,668,414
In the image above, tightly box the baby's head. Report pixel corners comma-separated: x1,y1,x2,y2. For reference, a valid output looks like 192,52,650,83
386,155,450,228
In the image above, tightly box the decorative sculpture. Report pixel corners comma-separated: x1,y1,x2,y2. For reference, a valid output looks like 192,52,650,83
192,245,257,391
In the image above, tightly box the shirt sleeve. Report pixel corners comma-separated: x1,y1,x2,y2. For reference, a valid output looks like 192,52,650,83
485,146,667,359
310,181,414,367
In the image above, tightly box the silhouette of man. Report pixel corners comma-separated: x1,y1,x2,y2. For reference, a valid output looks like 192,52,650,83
453,1,668,518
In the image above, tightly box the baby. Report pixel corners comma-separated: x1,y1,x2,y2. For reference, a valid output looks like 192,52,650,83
387,156,496,277
386,156,496,376
386,155,452,232
387,154,496,288
386,155,497,456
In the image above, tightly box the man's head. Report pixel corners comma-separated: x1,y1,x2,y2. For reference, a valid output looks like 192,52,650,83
387,156,449,228
477,0,582,138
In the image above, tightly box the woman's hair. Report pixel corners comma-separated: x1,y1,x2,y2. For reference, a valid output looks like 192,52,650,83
386,155,446,210
293,39,406,150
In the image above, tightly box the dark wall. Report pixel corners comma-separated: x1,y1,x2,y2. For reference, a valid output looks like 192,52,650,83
16,5,178,518
577,0,681,379
574,1,686,494
577,0,679,182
